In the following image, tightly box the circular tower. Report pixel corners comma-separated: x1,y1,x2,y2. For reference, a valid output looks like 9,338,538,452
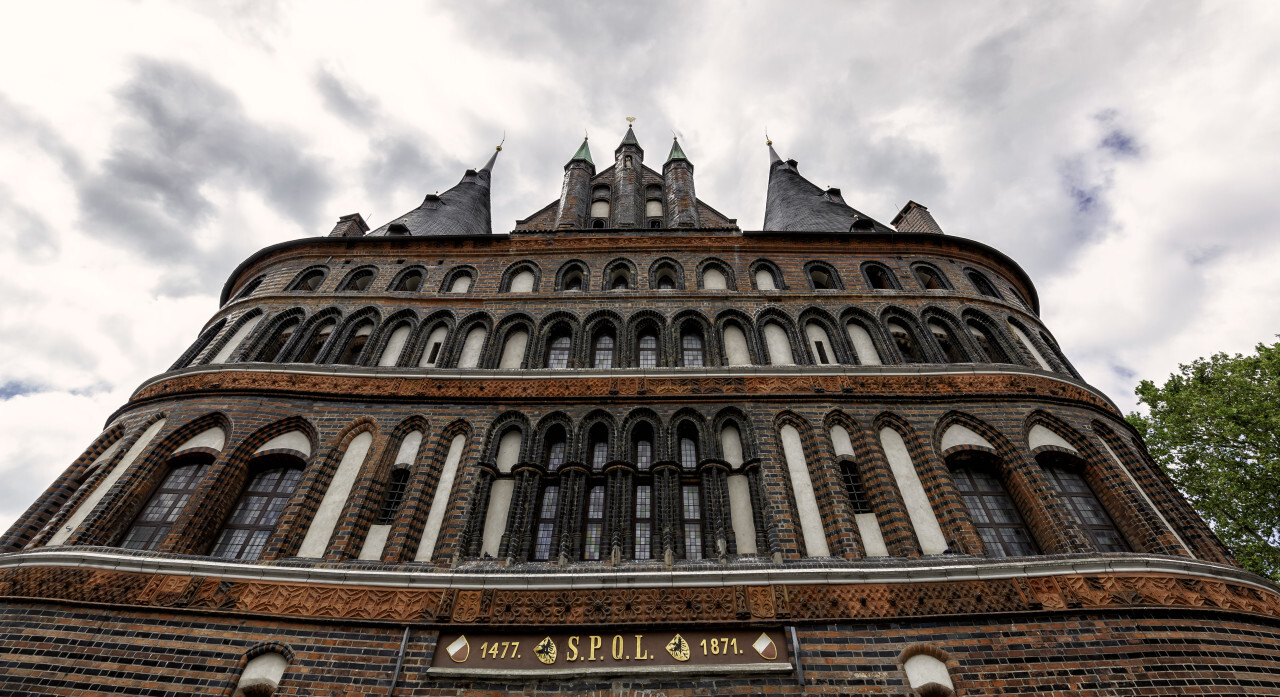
1,129,1278,696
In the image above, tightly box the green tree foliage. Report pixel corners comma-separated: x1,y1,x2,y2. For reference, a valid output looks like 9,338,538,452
1127,341,1280,581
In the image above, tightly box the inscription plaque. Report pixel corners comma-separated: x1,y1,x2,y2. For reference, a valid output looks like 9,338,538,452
431,629,789,671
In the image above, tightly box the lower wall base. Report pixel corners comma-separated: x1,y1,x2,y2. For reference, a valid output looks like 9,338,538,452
2,601,1279,695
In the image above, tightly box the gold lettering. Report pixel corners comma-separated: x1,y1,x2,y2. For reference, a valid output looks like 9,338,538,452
612,635,624,660
567,636,580,662
635,634,649,660
589,635,603,661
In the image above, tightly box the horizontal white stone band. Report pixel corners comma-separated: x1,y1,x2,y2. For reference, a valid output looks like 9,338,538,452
0,549,1271,597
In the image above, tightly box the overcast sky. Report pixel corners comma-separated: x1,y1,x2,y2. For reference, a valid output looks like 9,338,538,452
0,0,1277,533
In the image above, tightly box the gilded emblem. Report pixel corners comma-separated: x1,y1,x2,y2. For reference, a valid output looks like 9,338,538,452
665,633,690,662
445,635,469,663
752,632,777,660
534,636,557,664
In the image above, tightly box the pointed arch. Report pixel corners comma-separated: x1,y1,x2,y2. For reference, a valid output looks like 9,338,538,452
861,261,902,290
960,308,1018,365
170,318,226,370
625,309,667,367
324,306,382,365
286,307,343,363
881,307,931,364
804,260,844,290
534,412,578,470
533,311,582,369
407,309,456,367
696,257,737,291
648,257,686,290
577,409,618,469
554,259,591,292
920,307,973,364
621,408,666,470
203,308,266,365
798,306,851,365
490,312,537,370
292,417,381,559
387,265,428,292
444,311,495,368
602,257,637,291
839,306,891,366
755,306,804,366
368,309,419,367
748,259,785,290
671,309,715,368
714,309,762,366
500,260,542,293
580,309,624,370
439,265,477,293
286,265,329,292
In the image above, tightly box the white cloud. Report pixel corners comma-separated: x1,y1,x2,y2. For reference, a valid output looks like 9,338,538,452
0,0,1278,532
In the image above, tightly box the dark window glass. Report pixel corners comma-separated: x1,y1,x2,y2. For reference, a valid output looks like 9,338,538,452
546,437,566,472
952,463,1038,557
611,274,629,290
810,268,834,289
930,323,965,363
298,322,335,363
840,461,871,514
592,219,605,229
258,320,298,362
294,270,325,292
584,486,605,560
346,270,373,291
394,271,423,292
635,485,652,560
635,439,652,470
533,485,559,561
564,275,583,291
121,460,211,551
657,275,675,290
1043,463,1129,553
426,341,442,365
968,271,1001,298
649,220,661,228
914,267,945,290
211,465,302,561
679,435,698,469
235,276,264,300
592,440,608,469
683,484,702,560
888,321,925,363
376,468,411,525
593,334,615,369
814,340,830,365
638,333,658,367
337,324,373,365
866,265,896,290
967,321,1010,363
681,332,704,367
547,335,571,369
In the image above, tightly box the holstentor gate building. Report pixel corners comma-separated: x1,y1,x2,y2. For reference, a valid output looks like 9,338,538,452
3,126,1278,696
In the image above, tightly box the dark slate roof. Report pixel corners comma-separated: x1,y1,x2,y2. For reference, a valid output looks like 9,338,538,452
615,125,643,156
762,146,893,233
367,149,499,237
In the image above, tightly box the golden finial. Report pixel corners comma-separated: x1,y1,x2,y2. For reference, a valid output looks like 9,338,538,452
584,128,588,141
496,131,505,151
765,126,772,146
626,116,636,125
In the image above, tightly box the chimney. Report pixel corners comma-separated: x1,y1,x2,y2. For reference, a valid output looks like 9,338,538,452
329,213,370,237
891,201,944,234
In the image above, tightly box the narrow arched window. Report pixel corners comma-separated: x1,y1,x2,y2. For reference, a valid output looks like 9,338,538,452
584,486,605,560
633,425,654,471
967,321,1010,363
929,322,965,363
393,271,423,292
887,320,925,363
611,273,629,290
297,322,335,363
679,431,699,469
257,319,299,362
809,267,834,289
657,274,675,290
234,275,264,300
866,264,897,290
637,332,658,368
589,424,609,469
545,429,567,472
635,484,652,560
375,468,411,525
509,269,536,293
950,456,1037,557
682,484,703,560
533,485,559,560
593,333,615,369
291,269,326,292
914,266,946,290
968,270,1001,298
681,331,704,367
564,275,582,291
448,273,472,293
1040,456,1128,552
120,455,212,551
211,461,303,561
419,325,449,367
592,219,605,229
839,460,871,514
805,322,834,365
546,335,571,369
754,267,778,290
337,323,373,364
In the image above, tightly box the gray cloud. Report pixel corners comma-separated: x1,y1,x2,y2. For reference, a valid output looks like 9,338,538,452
77,59,332,268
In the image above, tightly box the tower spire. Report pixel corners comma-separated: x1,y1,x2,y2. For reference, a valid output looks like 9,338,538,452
569,136,594,165
666,135,688,163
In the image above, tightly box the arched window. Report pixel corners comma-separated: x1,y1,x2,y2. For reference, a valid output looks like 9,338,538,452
120,454,212,551
592,219,606,229
928,322,966,363
419,325,449,367
590,185,610,223
498,328,530,369
377,322,412,367
682,484,703,560
588,424,610,470
533,485,560,561
456,325,488,369
592,333,615,369
722,323,751,365
211,459,304,561
634,484,652,560
632,423,654,470
681,330,704,367
611,273,629,290
967,269,1001,298
341,269,375,291
808,264,839,290
754,268,778,290
584,486,605,560
651,260,683,290
564,274,583,291
913,265,947,290
864,264,898,290
559,263,587,292
392,270,423,292
336,322,373,364
375,468,411,525
289,268,326,292
966,320,1010,363
545,427,568,471
763,322,795,365
256,319,299,363
887,320,925,363
233,275,265,300
949,455,1037,557
678,425,699,469
845,320,882,365
702,267,727,290
638,332,659,368
546,334,571,369
297,321,335,363
839,460,871,514
1039,454,1128,552
509,268,537,293
657,274,675,290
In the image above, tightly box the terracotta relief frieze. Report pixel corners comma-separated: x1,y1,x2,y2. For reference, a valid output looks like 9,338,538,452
2,566,1276,625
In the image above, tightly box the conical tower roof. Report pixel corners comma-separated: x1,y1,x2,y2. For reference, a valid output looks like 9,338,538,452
761,141,891,233
666,136,688,163
368,146,499,237
569,137,594,166
615,124,643,156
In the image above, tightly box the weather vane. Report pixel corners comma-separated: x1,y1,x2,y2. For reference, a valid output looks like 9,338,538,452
626,116,636,126
496,131,505,151
765,126,772,146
